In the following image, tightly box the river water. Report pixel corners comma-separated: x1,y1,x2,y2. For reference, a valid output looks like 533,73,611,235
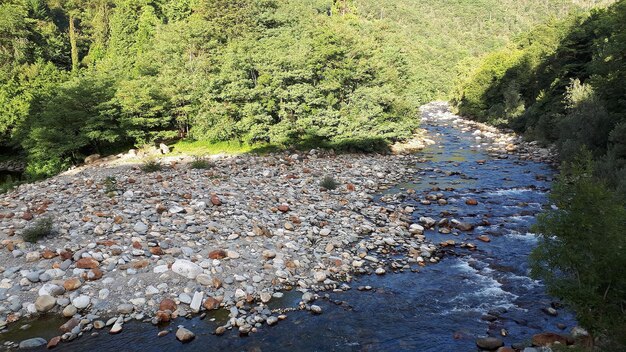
0,106,576,351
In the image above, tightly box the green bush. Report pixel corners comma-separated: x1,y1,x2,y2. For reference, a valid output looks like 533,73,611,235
140,159,162,173
189,156,213,170
22,217,54,243
531,150,626,349
320,176,339,190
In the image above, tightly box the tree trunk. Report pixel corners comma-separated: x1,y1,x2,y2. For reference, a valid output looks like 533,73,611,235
69,13,79,72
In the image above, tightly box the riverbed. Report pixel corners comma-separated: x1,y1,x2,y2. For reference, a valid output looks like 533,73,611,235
0,103,575,351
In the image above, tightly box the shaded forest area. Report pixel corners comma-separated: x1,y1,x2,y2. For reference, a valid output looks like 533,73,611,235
0,0,584,178
453,1,626,348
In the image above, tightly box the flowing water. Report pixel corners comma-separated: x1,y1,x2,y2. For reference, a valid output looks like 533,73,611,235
0,107,576,351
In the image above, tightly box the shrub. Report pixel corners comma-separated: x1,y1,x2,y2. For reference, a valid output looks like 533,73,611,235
189,156,213,170
320,176,339,190
530,150,626,348
140,159,162,173
22,217,54,243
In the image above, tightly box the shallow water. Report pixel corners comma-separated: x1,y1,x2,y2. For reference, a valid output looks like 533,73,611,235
0,112,576,351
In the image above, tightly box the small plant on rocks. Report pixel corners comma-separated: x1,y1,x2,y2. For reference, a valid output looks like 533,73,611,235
103,176,118,196
320,176,339,190
190,156,213,170
141,159,162,173
21,217,54,243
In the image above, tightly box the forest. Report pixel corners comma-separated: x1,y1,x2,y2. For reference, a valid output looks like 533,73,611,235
0,0,584,178
453,1,626,347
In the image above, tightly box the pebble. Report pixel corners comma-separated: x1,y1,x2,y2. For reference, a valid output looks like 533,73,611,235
176,327,195,342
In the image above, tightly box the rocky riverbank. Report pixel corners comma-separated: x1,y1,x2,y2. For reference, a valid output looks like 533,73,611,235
0,102,559,350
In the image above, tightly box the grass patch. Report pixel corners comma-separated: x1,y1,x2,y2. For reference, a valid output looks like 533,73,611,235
22,217,54,243
320,176,339,190
141,159,162,173
189,156,214,170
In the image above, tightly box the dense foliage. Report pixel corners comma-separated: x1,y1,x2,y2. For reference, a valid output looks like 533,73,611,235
453,0,626,196
531,151,626,348
454,1,626,346
0,0,585,178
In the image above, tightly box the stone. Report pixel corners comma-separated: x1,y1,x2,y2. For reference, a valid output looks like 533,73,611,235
496,347,515,352
203,297,220,310
117,304,134,314
110,323,123,334
47,336,61,349
71,295,90,309
196,274,212,286
208,250,227,260
133,222,148,234
532,332,567,347
266,316,278,326
159,299,177,312
476,337,504,350
466,198,479,205
176,327,195,343
259,292,272,303
38,284,64,297
84,154,101,164
171,259,203,279
62,305,77,317
375,267,386,275
18,338,47,349
313,272,326,282
63,278,82,291
190,291,203,313
76,258,99,269
59,318,80,333
477,235,491,243
310,305,322,314
35,295,56,312
210,195,222,206
277,204,290,213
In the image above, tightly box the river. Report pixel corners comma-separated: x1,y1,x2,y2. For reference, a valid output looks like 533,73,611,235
0,105,575,351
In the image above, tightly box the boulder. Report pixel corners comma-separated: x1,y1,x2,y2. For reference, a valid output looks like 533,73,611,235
34,295,56,312
171,259,203,279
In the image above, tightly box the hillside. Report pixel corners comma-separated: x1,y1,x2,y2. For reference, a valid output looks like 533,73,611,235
0,0,593,179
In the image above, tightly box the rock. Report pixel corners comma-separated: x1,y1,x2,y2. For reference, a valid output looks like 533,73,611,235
190,291,203,313
156,310,171,323
93,321,105,329
196,274,212,286
477,235,491,243
19,337,47,349
71,295,90,309
176,327,195,343
375,267,386,275
532,332,568,347
266,316,278,326
310,305,322,314
47,336,61,349
62,305,77,317
35,295,56,312
84,154,101,164
59,318,79,333
277,204,290,213
476,337,504,350
159,299,177,312
215,326,226,335
133,222,148,234
496,347,515,352
110,323,123,334
39,284,64,297
159,143,170,154
409,224,424,234
76,258,99,269
466,198,479,205
313,272,326,282
210,195,222,206
208,250,227,260
571,326,589,339
259,292,272,303
542,307,558,316
63,278,82,291
171,259,203,279
262,250,276,259
118,304,134,314
203,297,220,310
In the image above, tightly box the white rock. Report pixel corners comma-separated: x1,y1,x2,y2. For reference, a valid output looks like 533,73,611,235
171,259,203,279
190,291,203,313
72,295,90,309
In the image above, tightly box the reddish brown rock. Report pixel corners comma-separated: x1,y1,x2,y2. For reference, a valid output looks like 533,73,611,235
60,250,73,260
477,235,491,243
132,259,150,269
159,299,177,312
155,204,167,214
532,332,568,347
466,198,478,206
22,212,33,220
210,195,222,206
127,178,136,184
63,278,82,291
113,215,123,224
97,240,117,247
59,318,80,333
86,268,103,281
346,183,356,191
203,297,221,310
41,249,57,259
208,250,227,260
156,310,171,323
277,204,290,213
149,246,164,255
212,277,222,289
132,241,142,249
47,336,61,349
76,257,99,269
